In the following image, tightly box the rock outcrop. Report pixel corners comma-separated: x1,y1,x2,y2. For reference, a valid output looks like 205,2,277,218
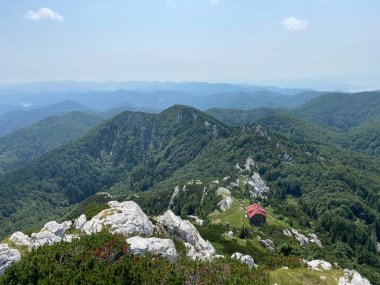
9,232,31,248
126,236,179,263
248,172,269,197
188,215,204,226
156,210,215,260
0,244,21,275
231,252,255,269
338,269,372,285
216,187,233,211
306,260,332,271
283,228,322,247
10,220,74,250
81,201,154,237
259,239,275,251
74,214,87,230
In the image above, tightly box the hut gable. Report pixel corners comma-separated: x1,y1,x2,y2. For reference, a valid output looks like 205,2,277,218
246,204,266,226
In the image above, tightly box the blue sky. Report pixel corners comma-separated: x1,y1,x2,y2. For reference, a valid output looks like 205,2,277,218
1,0,379,90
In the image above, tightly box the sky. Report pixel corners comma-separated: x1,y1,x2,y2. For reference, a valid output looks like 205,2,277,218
0,0,380,91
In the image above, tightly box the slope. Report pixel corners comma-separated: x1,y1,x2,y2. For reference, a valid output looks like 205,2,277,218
0,112,103,174
0,101,91,136
294,91,380,130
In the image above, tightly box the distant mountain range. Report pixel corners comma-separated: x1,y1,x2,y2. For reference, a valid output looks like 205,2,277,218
0,81,322,114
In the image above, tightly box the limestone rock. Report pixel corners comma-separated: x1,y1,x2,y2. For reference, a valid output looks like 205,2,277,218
259,239,275,251
284,228,322,247
156,210,215,260
188,215,204,226
216,187,233,211
308,233,323,247
74,214,87,230
218,196,233,212
245,157,255,171
283,229,292,237
291,228,309,246
63,234,79,243
338,269,372,285
248,172,269,197
0,244,21,275
306,260,332,271
42,221,72,238
9,232,31,248
216,187,231,196
126,236,179,263
231,252,255,269
30,231,62,248
81,201,154,237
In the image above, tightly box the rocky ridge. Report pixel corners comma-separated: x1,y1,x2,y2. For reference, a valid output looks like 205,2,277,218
0,200,373,284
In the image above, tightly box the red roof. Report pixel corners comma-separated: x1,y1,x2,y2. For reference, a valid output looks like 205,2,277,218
246,204,266,219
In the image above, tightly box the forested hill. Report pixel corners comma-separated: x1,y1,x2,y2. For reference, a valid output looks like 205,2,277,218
0,112,103,174
0,105,232,237
207,91,380,156
294,91,380,130
0,101,91,136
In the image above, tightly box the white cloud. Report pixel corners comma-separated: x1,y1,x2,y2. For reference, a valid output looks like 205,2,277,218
25,8,64,22
209,0,220,5
282,17,309,31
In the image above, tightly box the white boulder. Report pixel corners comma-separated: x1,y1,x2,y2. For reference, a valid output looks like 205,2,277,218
218,196,233,212
30,231,62,248
259,239,275,251
216,187,231,196
74,214,87,230
42,221,72,238
308,233,323,247
231,252,255,269
156,210,215,260
290,228,309,246
0,244,21,275
188,215,204,226
248,172,270,197
306,260,332,271
216,187,233,211
81,201,154,237
338,269,372,285
283,229,292,237
9,232,31,248
126,236,179,263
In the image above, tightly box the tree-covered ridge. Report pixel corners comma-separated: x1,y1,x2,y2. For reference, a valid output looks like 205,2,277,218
0,111,103,174
294,91,380,130
0,100,91,136
0,105,232,237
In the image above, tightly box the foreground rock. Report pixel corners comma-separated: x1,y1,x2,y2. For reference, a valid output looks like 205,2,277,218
9,232,31,248
81,201,154,237
306,260,332,271
10,220,74,250
156,210,215,260
0,244,21,275
126,236,179,263
338,269,372,285
74,214,87,230
231,252,255,269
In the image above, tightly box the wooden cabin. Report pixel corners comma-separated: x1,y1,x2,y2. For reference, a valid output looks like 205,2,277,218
246,204,266,226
